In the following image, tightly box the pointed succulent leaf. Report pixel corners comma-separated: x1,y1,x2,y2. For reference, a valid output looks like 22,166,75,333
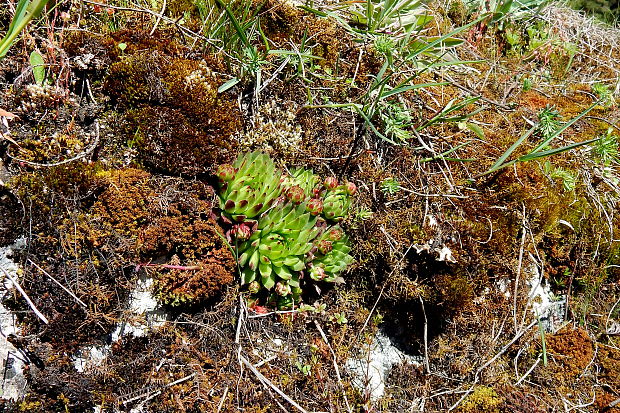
259,262,272,279
274,265,293,280
242,267,256,285
238,252,250,266
262,271,277,290
249,250,260,270
289,274,300,288
283,256,301,267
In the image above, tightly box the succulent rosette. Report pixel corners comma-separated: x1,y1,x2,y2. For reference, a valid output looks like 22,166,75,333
311,226,354,282
217,151,283,222
322,186,353,222
216,153,357,308
237,203,320,292
281,168,320,198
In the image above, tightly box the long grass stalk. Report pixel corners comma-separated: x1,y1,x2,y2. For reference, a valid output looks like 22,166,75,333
0,0,49,58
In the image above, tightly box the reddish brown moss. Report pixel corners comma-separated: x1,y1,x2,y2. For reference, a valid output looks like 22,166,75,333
597,344,620,389
90,168,155,239
124,105,236,175
595,390,620,412
153,253,235,307
498,387,547,412
104,51,239,174
545,326,593,378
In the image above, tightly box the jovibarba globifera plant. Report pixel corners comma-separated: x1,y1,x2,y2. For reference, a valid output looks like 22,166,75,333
216,152,356,308
217,151,282,222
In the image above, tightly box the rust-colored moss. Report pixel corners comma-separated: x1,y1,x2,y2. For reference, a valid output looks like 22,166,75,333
90,168,155,238
519,90,551,111
545,326,593,378
595,390,620,412
597,344,620,389
104,51,239,174
499,387,547,412
153,252,235,307
434,273,475,314
124,105,236,175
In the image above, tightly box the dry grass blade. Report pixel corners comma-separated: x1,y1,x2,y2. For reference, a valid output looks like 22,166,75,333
238,353,309,413
28,259,87,309
0,266,49,325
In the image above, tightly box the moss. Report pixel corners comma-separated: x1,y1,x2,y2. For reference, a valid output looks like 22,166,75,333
597,344,620,388
10,162,102,237
434,273,475,315
446,0,469,26
12,133,90,164
104,51,239,174
498,387,547,412
17,400,42,411
256,0,301,37
0,188,21,246
90,168,155,239
165,0,199,17
141,216,235,306
595,390,620,412
124,105,236,175
545,326,594,379
458,386,504,413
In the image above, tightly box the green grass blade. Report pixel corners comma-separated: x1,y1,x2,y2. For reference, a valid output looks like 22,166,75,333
488,124,536,172
379,82,449,100
538,317,548,367
420,141,473,162
406,13,489,60
519,137,600,162
0,0,50,58
531,101,600,153
214,0,251,48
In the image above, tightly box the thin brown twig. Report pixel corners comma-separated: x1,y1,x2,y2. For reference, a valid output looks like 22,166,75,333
0,266,49,325
149,0,166,35
216,386,228,413
420,297,431,374
513,203,527,331
314,320,352,413
238,353,309,413
27,259,87,309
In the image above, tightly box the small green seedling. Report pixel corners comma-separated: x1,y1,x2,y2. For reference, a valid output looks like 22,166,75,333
30,50,45,85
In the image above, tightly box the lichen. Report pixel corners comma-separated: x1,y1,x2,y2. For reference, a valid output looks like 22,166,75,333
238,100,303,154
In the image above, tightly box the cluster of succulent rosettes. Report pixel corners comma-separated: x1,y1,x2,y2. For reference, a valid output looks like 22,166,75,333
237,202,319,291
216,152,356,308
309,226,353,283
281,167,356,222
216,151,282,222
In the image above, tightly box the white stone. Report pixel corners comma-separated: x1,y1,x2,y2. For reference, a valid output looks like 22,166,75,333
73,275,168,373
0,238,28,400
345,331,421,401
